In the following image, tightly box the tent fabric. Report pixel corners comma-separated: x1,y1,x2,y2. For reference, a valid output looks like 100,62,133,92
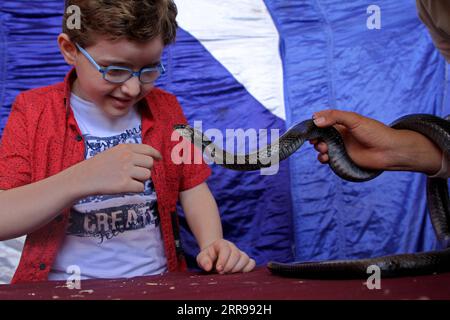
264,0,448,261
0,0,448,284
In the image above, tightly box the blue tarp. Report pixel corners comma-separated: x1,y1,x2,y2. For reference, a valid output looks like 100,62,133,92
265,0,448,261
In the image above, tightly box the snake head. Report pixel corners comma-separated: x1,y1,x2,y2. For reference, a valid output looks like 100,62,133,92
173,124,194,139
173,124,186,130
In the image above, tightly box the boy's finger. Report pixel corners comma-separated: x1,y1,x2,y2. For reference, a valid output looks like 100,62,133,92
133,154,155,169
222,249,240,273
242,259,256,273
206,243,219,262
200,256,212,271
214,242,231,273
197,250,214,272
197,245,217,271
131,144,162,160
231,252,250,273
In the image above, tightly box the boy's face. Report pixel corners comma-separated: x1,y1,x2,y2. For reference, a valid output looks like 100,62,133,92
71,35,164,118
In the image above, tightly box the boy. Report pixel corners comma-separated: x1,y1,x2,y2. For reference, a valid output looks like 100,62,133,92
0,0,255,283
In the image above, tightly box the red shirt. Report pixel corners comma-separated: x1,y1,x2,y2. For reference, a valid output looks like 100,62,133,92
0,69,211,284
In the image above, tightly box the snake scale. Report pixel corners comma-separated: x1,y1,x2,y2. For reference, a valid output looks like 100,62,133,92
174,114,450,278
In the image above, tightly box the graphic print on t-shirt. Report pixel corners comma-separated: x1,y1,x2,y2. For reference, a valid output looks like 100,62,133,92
84,126,142,158
67,125,159,244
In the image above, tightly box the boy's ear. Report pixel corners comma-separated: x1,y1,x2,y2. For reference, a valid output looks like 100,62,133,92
57,33,77,66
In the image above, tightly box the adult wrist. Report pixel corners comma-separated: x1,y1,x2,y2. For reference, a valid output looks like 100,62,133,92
386,129,442,174
385,129,419,170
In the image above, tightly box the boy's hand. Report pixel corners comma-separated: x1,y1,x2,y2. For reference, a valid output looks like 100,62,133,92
196,239,256,274
71,143,162,197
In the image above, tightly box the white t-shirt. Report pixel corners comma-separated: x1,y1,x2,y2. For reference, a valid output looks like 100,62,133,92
48,94,167,281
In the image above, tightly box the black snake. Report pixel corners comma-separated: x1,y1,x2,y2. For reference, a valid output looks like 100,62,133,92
174,114,450,278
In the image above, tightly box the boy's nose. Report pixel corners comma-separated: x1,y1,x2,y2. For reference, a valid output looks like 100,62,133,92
120,76,141,98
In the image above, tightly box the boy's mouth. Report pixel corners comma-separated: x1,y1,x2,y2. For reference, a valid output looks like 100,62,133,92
109,95,134,107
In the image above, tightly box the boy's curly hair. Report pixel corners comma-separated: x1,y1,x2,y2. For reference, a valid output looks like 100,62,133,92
63,0,178,47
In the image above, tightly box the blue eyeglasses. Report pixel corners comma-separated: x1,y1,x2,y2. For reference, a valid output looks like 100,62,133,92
75,43,166,84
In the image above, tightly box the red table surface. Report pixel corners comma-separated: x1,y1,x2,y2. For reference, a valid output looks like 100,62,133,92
0,267,449,300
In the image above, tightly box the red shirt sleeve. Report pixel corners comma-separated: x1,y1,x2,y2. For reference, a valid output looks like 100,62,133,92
0,94,32,190
179,150,212,191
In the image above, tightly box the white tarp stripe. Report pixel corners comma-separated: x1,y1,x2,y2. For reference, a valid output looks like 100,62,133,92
175,0,285,120
0,236,25,284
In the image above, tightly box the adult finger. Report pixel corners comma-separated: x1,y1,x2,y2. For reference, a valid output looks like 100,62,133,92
314,141,328,154
312,109,363,131
318,153,329,163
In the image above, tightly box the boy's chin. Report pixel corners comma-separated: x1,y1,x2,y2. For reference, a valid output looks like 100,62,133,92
109,95,133,106
103,103,133,118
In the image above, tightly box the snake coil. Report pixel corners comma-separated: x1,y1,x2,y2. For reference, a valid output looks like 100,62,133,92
174,114,450,278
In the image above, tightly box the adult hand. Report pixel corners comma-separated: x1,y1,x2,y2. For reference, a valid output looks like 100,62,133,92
309,109,442,174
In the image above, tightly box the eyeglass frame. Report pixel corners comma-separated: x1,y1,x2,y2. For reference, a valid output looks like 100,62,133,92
75,43,166,84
